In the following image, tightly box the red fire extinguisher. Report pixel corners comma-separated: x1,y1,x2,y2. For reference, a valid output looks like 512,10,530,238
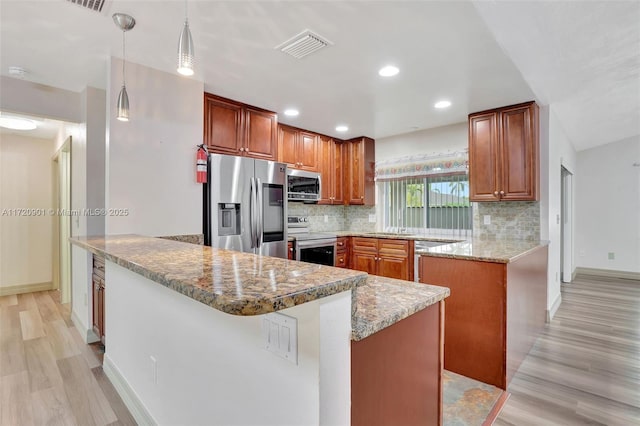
196,144,208,183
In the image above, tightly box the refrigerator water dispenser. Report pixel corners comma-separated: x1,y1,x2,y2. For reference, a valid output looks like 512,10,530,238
218,203,240,236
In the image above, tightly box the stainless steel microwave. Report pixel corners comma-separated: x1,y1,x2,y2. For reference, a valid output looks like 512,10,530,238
287,169,321,202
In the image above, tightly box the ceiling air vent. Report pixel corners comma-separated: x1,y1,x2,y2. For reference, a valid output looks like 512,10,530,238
275,30,333,59
67,0,107,13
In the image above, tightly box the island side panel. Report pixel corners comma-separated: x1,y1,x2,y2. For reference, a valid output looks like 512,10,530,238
351,301,443,426
419,256,507,389
506,245,548,386
104,260,352,426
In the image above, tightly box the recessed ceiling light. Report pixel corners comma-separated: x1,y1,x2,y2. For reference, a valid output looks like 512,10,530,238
434,100,452,109
0,116,37,130
335,125,349,132
378,65,399,77
284,109,299,117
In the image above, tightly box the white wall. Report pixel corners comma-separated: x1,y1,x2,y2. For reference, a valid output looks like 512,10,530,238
106,58,204,236
0,76,82,123
576,136,640,274
0,134,54,290
105,261,352,425
545,108,577,317
375,122,467,159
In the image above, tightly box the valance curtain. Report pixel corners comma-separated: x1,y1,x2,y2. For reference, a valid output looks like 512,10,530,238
375,150,468,181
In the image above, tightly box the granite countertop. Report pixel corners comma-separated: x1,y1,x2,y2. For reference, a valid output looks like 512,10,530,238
352,276,450,341
333,231,465,243
70,235,366,316
416,239,549,263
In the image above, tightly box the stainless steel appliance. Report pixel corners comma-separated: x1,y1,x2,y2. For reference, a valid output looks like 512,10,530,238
414,240,456,282
288,216,337,266
287,169,321,203
204,153,287,259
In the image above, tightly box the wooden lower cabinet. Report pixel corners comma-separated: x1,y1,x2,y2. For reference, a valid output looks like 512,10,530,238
335,237,349,268
287,241,294,260
418,246,547,389
351,237,413,281
92,255,105,344
352,301,444,425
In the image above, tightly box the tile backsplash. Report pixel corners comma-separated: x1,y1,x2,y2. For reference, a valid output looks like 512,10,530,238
287,203,377,233
472,201,540,241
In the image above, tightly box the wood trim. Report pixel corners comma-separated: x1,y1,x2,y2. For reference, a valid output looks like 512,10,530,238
103,355,158,426
0,281,53,296
574,267,640,281
482,391,510,426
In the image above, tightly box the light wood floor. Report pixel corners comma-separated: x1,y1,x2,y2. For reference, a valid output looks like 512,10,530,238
496,274,640,425
0,290,135,426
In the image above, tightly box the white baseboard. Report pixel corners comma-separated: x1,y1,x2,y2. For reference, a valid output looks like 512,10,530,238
103,355,156,426
546,293,562,322
575,267,640,281
0,281,53,296
70,311,99,344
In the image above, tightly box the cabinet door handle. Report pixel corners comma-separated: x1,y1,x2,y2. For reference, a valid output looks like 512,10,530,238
360,196,364,199
499,190,505,195
239,147,244,152
494,191,499,196
339,258,344,262
338,242,343,246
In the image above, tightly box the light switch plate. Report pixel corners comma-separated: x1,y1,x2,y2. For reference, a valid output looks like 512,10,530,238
368,214,376,223
483,215,491,225
263,313,298,364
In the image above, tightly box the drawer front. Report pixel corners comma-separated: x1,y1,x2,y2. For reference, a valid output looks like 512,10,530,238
335,254,348,268
336,237,349,250
352,237,377,253
378,239,409,258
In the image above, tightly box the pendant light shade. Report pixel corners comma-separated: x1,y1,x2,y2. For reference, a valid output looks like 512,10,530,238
177,1,194,76
116,85,130,122
113,13,135,122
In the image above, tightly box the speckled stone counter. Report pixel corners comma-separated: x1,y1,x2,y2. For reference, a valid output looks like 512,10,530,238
158,234,204,245
333,230,465,243
352,276,450,341
416,239,549,263
70,235,366,316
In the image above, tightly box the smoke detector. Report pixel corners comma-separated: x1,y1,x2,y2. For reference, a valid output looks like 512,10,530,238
8,67,27,79
275,29,333,59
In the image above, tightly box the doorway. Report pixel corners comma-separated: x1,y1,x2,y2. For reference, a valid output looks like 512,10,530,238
53,137,71,303
560,166,573,283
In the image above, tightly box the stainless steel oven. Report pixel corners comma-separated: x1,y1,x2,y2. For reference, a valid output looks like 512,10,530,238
288,216,336,266
296,236,337,266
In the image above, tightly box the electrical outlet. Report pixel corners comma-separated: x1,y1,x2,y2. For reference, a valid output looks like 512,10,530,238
368,214,376,223
324,215,328,223
608,252,615,260
483,215,491,225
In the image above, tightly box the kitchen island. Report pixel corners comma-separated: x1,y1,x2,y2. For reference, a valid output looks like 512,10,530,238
71,235,449,426
417,239,549,390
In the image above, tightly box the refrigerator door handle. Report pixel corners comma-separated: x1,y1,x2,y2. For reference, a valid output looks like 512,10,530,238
256,177,263,248
249,177,256,249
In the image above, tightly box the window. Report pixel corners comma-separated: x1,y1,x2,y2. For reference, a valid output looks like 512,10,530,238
379,174,472,233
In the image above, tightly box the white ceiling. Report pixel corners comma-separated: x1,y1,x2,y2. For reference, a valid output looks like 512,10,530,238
473,1,640,151
1,1,638,150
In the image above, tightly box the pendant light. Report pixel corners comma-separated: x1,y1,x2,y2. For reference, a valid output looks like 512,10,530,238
112,13,136,122
177,0,194,76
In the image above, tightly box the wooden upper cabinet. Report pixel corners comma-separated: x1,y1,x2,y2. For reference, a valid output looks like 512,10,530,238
203,94,243,156
318,135,344,205
346,137,375,206
277,124,319,171
203,93,277,161
469,101,539,202
244,107,277,161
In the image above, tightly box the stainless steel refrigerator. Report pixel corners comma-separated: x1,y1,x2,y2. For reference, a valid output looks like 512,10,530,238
204,153,287,259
